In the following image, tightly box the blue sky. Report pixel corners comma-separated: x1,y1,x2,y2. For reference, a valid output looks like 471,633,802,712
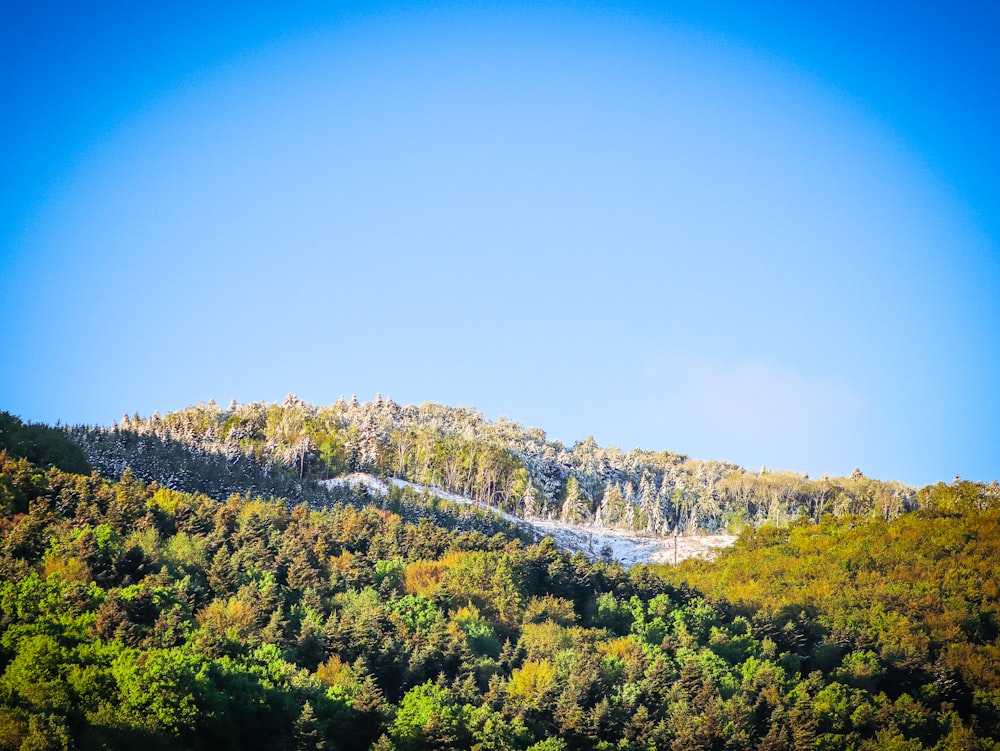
2,2,997,487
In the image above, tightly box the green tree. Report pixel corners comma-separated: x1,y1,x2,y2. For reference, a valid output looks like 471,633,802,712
390,681,470,750
111,648,205,736
0,412,90,474
294,700,327,751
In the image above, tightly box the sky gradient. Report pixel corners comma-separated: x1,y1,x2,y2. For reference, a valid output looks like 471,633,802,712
2,2,998,487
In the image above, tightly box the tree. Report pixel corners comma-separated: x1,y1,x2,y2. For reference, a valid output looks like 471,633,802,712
111,648,204,737
390,682,470,750
639,473,661,533
522,482,542,518
0,412,90,475
294,701,326,751
592,484,616,527
270,396,315,478
560,477,589,524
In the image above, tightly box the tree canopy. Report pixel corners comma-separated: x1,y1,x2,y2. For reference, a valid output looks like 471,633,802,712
70,397,920,536
1,447,998,750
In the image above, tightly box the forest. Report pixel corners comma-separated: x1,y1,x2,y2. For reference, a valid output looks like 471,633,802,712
1,403,998,749
70,396,918,535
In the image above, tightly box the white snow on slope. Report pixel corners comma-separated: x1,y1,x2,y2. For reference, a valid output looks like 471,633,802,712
322,473,735,566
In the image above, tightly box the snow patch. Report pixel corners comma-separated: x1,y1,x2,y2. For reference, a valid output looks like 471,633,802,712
322,474,735,566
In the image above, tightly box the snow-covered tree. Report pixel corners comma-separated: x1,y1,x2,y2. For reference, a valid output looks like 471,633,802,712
560,476,589,524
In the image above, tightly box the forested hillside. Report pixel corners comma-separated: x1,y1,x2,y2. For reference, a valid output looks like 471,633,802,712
71,396,918,535
1,442,998,749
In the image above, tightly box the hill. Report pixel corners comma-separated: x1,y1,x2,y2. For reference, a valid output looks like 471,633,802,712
69,395,919,538
0,447,997,750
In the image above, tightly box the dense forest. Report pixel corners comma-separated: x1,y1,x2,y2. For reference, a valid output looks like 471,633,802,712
1,405,999,749
71,396,918,535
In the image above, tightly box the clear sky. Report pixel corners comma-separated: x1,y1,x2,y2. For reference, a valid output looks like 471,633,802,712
2,1,998,487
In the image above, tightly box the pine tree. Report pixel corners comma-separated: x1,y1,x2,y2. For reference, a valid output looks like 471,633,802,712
522,483,540,518
639,473,661,533
208,547,238,594
560,476,589,524
294,701,326,751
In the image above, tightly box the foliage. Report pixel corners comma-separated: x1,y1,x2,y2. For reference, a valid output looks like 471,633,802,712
1,427,999,749
69,396,923,535
0,412,89,474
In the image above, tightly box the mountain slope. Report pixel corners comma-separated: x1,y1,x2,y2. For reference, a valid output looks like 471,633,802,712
1,448,998,750
70,395,918,537
324,472,736,566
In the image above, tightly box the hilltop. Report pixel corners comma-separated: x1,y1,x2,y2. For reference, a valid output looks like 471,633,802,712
69,394,920,541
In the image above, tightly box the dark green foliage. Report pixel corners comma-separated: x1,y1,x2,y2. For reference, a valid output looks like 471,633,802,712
0,412,89,474
1,453,999,749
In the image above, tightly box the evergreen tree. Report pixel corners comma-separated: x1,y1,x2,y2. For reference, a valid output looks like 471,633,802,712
560,476,589,524
294,701,326,751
